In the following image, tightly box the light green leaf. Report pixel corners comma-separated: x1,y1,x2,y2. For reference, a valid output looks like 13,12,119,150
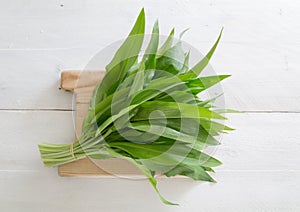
134,101,227,120
144,20,159,84
187,75,230,93
190,28,223,75
165,164,216,182
179,28,189,39
157,28,175,57
129,64,145,97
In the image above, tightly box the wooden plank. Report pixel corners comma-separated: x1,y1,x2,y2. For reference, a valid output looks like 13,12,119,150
0,0,299,48
0,1,300,111
0,170,299,211
0,45,299,111
58,70,142,176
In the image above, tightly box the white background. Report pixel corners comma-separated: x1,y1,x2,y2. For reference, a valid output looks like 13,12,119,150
1,0,300,211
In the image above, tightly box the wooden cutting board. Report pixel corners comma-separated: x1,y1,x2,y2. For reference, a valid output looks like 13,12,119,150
58,70,143,177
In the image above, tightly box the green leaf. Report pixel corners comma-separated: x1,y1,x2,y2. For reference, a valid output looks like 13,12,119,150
143,20,159,84
129,64,145,97
134,101,227,120
180,51,190,73
189,28,223,75
109,140,221,168
179,28,189,39
158,90,196,104
143,20,159,69
105,147,178,205
84,73,196,134
130,123,202,146
157,28,174,57
200,119,234,136
131,73,193,105
187,75,231,93
196,94,223,107
95,104,140,136
82,86,131,135
155,42,185,77
158,118,219,145
90,8,145,106
165,164,216,182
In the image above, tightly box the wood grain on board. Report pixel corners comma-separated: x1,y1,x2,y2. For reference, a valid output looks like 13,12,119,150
59,70,142,177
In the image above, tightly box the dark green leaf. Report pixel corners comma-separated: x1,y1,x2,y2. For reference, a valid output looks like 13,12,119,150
91,9,145,106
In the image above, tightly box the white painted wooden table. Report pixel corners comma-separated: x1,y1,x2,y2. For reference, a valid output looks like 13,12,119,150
1,0,299,211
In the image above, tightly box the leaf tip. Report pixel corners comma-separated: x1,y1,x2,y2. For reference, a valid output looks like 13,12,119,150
170,28,175,35
210,178,217,183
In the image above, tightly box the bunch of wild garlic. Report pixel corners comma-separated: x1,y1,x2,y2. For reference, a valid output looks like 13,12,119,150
39,9,234,205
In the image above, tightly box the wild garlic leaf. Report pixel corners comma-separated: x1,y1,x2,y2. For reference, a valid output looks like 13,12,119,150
157,28,175,57
143,20,159,69
155,42,185,77
129,64,145,97
165,165,216,182
190,28,223,75
134,101,227,120
180,51,190,73
90,9,146,106
187,75,231,93
105,147,178,205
